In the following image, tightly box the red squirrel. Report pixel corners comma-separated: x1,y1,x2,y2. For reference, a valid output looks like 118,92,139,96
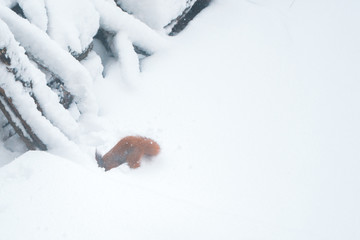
96,136,160,171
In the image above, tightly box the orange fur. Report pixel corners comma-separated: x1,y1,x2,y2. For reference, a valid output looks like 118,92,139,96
96,136,160,171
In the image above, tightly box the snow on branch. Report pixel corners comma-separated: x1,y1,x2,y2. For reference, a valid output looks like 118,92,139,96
43,0,100,54
0,6,98,116
0,19,76,149
112,32,140,81
17,0,47,31
0,67,72,150
92,0,167,55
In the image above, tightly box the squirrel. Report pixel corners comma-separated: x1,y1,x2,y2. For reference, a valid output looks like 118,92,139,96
96,136,160,171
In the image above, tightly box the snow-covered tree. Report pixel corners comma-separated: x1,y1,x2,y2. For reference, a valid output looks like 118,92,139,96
0,0,211,151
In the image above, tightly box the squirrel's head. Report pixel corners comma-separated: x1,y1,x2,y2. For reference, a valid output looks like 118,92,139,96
95,150,105,169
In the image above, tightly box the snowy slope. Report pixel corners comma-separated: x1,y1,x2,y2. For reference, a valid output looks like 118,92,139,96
1,0,360,239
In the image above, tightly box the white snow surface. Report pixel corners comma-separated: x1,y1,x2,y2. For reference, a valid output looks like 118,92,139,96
1,0,360,239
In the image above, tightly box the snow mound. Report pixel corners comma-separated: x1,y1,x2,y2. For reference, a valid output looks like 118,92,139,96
0,151,241,240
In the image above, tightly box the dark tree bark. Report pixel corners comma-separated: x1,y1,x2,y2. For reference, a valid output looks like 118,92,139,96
168,0,212,36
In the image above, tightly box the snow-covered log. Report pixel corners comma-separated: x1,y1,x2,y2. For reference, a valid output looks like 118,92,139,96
0,18,79,137
0,87,42,150
0,18,76,150
16,0,47,31
0,6,98,115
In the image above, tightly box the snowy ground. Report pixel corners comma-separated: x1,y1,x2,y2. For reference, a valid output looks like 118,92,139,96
1,0,360,239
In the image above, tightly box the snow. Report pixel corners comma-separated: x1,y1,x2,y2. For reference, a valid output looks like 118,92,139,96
0,0,16,8
113,32,140,82
1,0,360,239
45,0,100,53
0,18,79,139
93,0,167,54
116,0,188,29
0,5,99,116
17,0,47,31
0,19,77,150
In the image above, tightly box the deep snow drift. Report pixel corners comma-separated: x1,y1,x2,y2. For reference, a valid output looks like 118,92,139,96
1,0,360,239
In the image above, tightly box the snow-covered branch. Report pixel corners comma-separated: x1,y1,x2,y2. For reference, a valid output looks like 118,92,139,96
0,6,98,116
92,0,167,55
0,18,75,149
